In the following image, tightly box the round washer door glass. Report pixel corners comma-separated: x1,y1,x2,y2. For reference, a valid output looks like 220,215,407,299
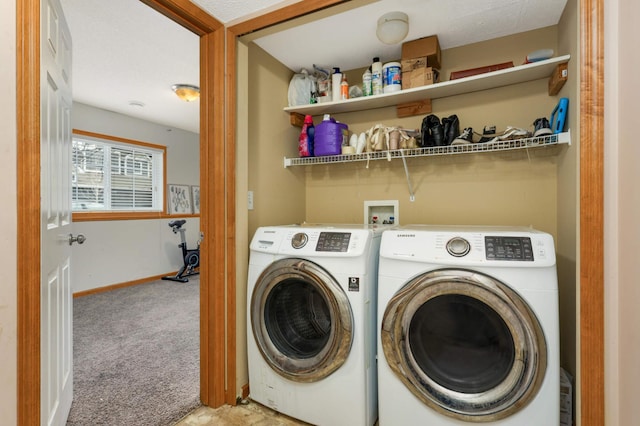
381,268,547,422
251,258,353,382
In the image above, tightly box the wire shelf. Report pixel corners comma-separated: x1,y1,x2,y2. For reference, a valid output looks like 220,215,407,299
283,131,571,168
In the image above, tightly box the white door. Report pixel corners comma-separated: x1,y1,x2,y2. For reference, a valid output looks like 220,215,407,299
41,0,74,424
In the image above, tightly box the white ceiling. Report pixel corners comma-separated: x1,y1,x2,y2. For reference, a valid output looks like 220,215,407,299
60,0,568,135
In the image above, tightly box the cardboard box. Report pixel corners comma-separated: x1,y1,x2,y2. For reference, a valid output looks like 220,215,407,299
401,35,441,69
401,57,427,73
402,67,438,90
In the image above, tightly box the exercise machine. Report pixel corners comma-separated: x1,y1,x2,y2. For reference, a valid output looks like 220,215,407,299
162,219,201,283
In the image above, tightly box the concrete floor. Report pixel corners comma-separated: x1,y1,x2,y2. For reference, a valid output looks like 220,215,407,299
175,401,311,426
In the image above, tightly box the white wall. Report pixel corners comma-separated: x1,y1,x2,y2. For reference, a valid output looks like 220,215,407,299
71,103,200,292
0,0,17,422
606,0,640,424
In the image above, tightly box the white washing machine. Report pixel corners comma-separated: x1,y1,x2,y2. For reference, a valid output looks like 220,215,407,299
247,224,383,426
377,225,559,425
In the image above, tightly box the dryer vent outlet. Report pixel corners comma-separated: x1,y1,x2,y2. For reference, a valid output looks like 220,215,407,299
364,200,399,225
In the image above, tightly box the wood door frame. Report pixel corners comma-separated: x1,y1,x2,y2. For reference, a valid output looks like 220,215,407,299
579,0,604,424
16,0,234,423
227,0,605,424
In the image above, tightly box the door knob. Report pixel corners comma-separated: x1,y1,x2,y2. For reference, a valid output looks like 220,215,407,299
69,233,86,245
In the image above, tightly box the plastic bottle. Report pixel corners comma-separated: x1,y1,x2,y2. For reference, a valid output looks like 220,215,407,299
371,57,383,95
315,114,348,156
362,67,372,96
383,61,402,93
331,67,342,102
340,73,349,100
298,115,314,157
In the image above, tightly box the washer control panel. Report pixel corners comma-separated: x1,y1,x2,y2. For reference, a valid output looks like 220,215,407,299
485,236,534,261
315,232,351,252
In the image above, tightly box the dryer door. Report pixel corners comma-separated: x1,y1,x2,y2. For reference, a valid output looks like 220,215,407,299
251,258,353,382
381,268,546,422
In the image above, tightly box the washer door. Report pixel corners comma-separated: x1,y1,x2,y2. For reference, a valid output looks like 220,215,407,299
381,268,546,422
251,258,353,382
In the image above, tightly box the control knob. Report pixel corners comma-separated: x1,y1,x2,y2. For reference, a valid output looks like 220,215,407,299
291,232,308,249
446,237,471,257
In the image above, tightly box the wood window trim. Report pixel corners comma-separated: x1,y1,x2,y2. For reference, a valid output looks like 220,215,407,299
71,129,169,220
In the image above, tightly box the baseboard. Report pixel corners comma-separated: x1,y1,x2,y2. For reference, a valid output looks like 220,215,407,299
73,271,178,298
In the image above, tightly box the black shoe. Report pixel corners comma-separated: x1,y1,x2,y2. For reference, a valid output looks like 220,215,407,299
442,115,460,145
420,114,442,147
429,115,445,146
477,125,497,143
533,117,552,137
452,127,474,145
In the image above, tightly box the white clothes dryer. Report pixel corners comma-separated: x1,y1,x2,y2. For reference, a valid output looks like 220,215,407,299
377,225,559,425
247,224,383,426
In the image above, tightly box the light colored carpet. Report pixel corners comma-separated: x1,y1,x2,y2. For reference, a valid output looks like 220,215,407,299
67,278,201,425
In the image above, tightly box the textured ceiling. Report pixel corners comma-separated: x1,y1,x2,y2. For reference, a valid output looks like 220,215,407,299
250,0,569,72
61,0,200,133
60,0,568,135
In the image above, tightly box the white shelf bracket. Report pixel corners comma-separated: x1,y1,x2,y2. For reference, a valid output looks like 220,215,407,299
400,150,416,202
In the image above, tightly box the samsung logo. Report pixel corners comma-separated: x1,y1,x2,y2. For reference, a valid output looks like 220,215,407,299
396,234,416,238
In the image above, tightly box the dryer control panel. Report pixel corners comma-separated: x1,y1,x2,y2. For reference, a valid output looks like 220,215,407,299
485,236,534,261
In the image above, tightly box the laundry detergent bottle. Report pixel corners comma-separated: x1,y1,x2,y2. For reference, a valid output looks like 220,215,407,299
298,114,315,157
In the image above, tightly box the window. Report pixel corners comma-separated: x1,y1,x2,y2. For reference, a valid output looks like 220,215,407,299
72,131,165,213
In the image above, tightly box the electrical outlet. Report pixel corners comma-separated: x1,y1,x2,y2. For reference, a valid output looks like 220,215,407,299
247,191,254,210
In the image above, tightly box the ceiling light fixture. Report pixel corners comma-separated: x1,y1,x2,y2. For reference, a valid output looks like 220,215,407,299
171,84,200,102
376,11,409,45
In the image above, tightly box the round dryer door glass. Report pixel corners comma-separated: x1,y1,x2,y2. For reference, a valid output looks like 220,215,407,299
251,258,353,382
381,269,547,422
409,293,515,394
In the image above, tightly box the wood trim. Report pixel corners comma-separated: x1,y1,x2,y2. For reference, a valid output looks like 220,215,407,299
17,0,41,423
72,272,176,298
72,211,200,222
580,0,605,424
228,0,347,37
225,26,238,406
71,129,169,218
73,128,167,150
139,0,221,35
195,28,229,407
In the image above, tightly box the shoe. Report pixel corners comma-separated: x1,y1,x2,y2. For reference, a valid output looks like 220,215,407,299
420,114,443,147
533,117,552,137
477,125,497,143
490,126,531,143
442,115,460,145
451,127,474,145
429,115,445,146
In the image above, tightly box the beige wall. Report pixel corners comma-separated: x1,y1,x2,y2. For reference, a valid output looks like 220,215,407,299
304,26,561,235
608,0,640,424
0,0,17,422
